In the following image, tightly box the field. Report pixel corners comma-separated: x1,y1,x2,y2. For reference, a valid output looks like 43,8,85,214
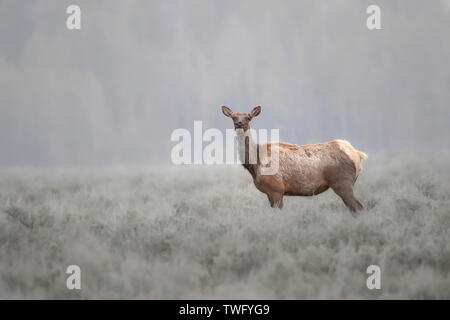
1,154,450,299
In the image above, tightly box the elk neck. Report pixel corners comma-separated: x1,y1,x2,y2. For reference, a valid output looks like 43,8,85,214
236,128,259,180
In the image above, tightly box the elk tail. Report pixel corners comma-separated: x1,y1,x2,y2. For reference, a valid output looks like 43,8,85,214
358,151,368,161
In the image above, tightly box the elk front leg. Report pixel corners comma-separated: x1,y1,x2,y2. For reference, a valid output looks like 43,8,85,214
267,192,284,209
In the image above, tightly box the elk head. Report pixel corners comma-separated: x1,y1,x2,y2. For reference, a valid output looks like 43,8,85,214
221,105,261,131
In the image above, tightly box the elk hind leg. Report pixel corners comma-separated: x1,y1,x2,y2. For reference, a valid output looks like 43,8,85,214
331,184,364,216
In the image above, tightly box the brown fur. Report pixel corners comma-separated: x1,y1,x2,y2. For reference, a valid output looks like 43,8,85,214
222,106,368,216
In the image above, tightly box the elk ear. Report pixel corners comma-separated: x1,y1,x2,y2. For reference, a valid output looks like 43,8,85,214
221,106,234,118
249,106,261,118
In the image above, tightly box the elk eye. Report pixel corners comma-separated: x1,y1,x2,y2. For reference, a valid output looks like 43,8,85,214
246,117,251,121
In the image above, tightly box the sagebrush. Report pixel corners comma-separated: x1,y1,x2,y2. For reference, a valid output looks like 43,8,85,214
1,154,449,299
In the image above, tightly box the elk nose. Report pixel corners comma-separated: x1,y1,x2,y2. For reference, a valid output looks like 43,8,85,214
237,121,243,127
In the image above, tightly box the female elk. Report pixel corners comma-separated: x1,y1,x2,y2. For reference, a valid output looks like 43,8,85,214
222,105,367,216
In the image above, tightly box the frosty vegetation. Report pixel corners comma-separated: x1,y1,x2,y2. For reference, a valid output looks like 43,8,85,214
0,154,449,299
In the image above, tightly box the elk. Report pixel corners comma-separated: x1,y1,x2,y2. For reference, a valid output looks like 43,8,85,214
221,105,368,216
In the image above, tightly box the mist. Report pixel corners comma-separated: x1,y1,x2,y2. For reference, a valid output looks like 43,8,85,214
1,0,449,166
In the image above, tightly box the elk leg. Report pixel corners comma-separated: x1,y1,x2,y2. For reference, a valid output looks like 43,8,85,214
330,184,364,216
267,194,274,207
267,192,284,209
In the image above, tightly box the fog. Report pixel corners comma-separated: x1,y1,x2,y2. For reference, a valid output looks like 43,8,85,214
1,0,449,166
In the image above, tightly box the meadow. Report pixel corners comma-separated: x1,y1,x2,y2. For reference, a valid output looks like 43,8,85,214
0,153,449,299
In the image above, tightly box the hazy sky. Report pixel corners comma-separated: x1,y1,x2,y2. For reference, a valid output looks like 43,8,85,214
1,0,449,166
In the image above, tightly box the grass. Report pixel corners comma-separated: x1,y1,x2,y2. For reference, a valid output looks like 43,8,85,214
0,153,450,299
